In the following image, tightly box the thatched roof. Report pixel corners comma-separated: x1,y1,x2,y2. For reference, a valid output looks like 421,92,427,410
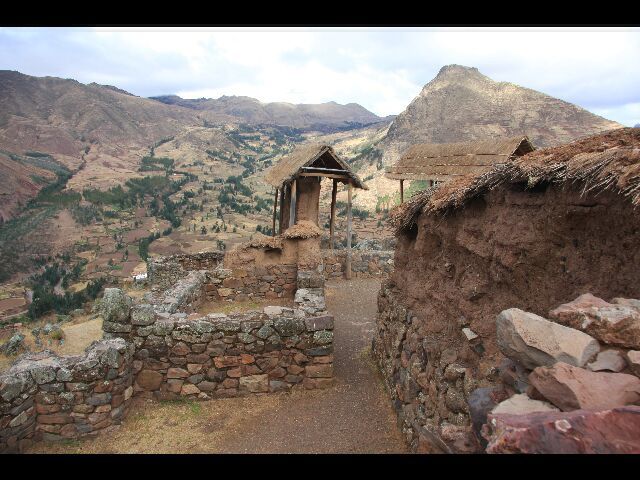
385,136,535,181
264,143,367,190
281,220,323,239
390,128,640,234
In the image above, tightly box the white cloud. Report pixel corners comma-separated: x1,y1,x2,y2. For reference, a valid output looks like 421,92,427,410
1,27,639,125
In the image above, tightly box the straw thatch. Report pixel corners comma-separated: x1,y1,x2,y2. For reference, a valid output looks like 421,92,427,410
390,128,640,234
281,220,323,239
386,136,534,182
245,234,283,250
264,143,367,189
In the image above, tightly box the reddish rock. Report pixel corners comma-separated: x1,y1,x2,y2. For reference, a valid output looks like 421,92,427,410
60,424,77,438
167,368,189,379
214,356,241,368
36,403,61,414
186,353,209,364
181,384,200,396
226,367,242,378
167,379,184,393
529,362,640,411
222,378,238,389
549,293,640,349
187,364,203,374
136,370,164,390
171,342,191,356
287,365,305,375
268,367,287,378
240,354,255,364
313,355,334,364
38,413,72,424
484,406,640,453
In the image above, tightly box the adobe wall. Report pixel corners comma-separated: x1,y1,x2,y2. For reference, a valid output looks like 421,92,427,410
279,177,322,230
373,185,640,453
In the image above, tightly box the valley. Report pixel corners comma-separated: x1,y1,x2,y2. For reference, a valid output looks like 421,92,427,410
0,64,624,339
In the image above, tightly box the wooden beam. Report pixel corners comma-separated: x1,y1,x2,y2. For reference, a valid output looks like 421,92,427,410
345,182,353,280
272,187,278,237
278,187,285,233
298,173,350,180
329,179,337,250
289,179,297,228
301,166,349,173
400,179,404,204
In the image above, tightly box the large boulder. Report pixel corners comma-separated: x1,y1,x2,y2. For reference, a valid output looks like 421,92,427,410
0,333,26,355
100,288,132,324
529,362,640,411
626,350,640,376
467,386,510,447
496,308,600,369
549,293,640,349
491,393,559,415
483,406,640,453
587,349,627,372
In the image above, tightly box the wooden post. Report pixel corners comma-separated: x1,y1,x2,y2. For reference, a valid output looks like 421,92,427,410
345,182,353,280
400,179,404,204
272,188,278,237
289,179,297,228
329,179,338,249
278,187,285,233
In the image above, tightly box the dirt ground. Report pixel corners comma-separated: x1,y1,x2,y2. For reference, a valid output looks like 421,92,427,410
25,278,408,454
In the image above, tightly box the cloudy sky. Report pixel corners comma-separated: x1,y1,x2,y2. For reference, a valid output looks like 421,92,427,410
1,27,639,126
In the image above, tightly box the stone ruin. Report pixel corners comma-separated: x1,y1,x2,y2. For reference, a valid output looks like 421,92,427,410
374,290,640,453
0,229,340,452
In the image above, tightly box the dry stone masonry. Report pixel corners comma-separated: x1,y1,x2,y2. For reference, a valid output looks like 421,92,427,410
1,246,346,453
0,339,134,453
373,289,640,453
321,250,394,279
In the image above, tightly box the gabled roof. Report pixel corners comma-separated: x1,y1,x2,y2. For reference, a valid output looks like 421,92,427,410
385,136,535,181
264,143,367,190
390,128,639,234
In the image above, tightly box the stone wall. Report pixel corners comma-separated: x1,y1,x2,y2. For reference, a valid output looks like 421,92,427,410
203,264,298,302
147,251,224,291
0,338,134,453
100,279,334,400
129,309,334,399
373,186,640,454
322,250,394,279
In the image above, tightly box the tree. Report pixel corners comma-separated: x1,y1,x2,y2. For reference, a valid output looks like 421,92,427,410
201,226,207,235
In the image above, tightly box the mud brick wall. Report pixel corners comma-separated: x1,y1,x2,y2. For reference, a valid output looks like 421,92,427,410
322,250,394,279
203,264,298,302
373,186,640,454
148,252,224,291
0,338,134,453
116,309,335,398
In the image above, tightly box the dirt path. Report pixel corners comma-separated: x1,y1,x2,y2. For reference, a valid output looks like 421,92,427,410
26,278,408,454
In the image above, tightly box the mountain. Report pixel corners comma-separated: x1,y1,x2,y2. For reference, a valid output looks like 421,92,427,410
0,71,392,220
150,94,392,130
350,65,624,211
0,70,199,158
375,65,623,166
635,124,640,128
